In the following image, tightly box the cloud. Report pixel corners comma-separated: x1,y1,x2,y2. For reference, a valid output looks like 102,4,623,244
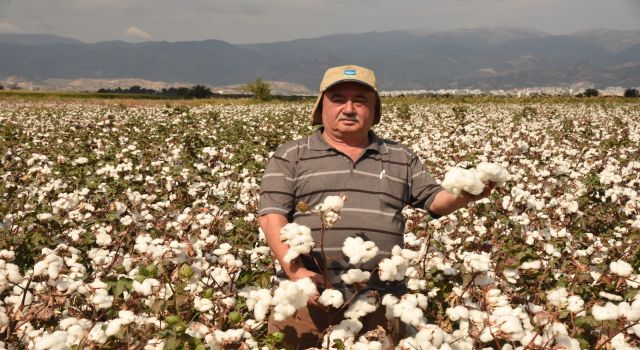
0,21,22,33
124,26,151,39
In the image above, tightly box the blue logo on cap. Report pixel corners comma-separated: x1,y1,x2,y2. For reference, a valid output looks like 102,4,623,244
344,69,356,76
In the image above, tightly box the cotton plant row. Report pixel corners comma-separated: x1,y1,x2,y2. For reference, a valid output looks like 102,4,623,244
0,100,638,349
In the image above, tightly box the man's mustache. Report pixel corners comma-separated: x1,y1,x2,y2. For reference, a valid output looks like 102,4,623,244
337,114,359,121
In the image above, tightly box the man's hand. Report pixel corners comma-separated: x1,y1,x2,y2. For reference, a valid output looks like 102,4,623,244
461,181,496,201
258,213,331,306
429,182,497,216
288,262,331,307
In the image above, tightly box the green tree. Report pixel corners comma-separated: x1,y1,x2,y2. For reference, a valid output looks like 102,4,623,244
583,88,599,97
245,78,272,101
624,88,639,98
187,85,213,99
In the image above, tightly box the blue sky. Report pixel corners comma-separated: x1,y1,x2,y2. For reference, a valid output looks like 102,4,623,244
0,0,638,43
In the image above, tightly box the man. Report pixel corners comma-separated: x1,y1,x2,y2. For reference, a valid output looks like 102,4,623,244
258,65,493,348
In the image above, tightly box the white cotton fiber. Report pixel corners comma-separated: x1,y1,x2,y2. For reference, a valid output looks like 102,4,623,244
475,162,510,186
441,167,485,196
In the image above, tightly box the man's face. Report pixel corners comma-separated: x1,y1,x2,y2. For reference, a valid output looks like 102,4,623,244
321,82,377,138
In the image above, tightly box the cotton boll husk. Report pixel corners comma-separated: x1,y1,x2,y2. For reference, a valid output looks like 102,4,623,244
475,162,510,186
441,167,485,196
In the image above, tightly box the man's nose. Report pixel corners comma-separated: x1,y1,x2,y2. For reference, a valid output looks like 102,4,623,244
343,100,355,114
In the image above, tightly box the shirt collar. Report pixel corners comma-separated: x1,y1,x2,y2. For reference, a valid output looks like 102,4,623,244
309,128,389,155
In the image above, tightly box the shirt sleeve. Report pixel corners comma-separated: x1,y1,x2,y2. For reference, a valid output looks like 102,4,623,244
258,146,296,218
408,154,444,217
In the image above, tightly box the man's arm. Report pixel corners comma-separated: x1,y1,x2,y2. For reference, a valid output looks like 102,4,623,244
428,183,495,216
258,213,324,285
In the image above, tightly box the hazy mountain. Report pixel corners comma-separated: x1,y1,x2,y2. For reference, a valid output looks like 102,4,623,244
0,33,84,45
1,27,638,91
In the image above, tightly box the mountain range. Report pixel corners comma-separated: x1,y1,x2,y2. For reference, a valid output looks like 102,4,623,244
1,27,639,92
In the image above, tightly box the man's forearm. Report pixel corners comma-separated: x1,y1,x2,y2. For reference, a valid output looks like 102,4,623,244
428,183,495,216
428,190,473,216
258,213,306,278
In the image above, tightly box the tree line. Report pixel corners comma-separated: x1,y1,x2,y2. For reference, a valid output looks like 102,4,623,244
96,85,214,99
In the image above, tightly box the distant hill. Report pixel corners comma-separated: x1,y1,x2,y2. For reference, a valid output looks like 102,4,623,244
1,27,639,91
0,33,84,45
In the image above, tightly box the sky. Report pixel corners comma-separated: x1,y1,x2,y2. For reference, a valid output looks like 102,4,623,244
0,0,639,44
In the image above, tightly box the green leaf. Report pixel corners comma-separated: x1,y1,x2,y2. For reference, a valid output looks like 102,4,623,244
113,278,133,298
150,300,166,313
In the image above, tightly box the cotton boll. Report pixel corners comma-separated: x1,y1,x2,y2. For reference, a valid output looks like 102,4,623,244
316,195,346,212
279,223,314,263
486,289,509,308
546,288,568,308
463,252,492,273
390,295,425,328
105,318,127,337
318,289,344,308
378,255,408,282
610,259,634,277
88,322,108,344
446,305,469,321
611,333,635,350
194,296,214,312
95,231,112,247
592,302,619,321
567,295,584,313
90,289,113,309
270,278,317,321
441,167,485,196
238,288,272,321
33,331,69,350
344,294,378,320
618,302,640,321
415,325,445,348
519,260,542,270
475,162,510,186
132,278,160,296
185,322,210,339
341,269,371,284
342,236,379,265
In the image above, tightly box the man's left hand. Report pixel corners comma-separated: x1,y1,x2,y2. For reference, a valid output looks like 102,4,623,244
462,181,496,201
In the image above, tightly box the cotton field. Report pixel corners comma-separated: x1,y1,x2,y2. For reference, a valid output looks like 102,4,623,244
0,99,639,349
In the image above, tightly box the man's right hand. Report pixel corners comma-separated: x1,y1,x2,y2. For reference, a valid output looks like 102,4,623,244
288,263,328,287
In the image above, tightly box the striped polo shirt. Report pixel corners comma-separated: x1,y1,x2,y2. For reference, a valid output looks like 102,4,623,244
259,129,443,289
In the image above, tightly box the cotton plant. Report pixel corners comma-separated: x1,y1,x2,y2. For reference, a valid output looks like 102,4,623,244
1,101,640,348
315,194,347,227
